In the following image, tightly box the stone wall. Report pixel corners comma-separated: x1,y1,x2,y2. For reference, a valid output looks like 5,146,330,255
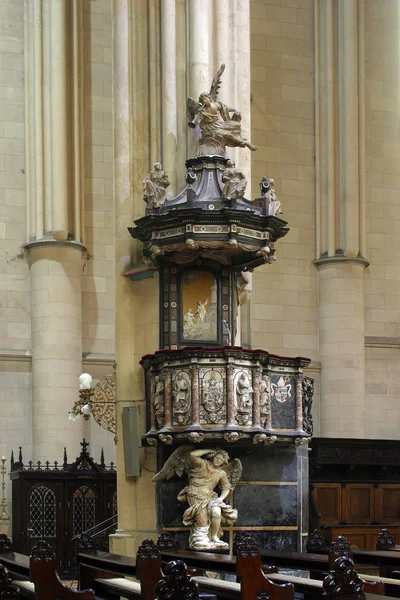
250,0,400,439
250,0,320,431
82,0,115,357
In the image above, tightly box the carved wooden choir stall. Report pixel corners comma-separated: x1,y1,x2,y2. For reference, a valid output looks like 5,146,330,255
310,438,400,549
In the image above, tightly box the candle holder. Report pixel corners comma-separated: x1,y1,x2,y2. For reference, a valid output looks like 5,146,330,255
0,457,9,521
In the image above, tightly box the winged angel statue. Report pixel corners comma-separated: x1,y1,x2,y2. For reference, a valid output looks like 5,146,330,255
187,64,257,157
153,447,242,551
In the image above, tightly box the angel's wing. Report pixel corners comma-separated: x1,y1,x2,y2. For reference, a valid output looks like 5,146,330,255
223,457,242,490
187,97,202,128
209,64,226,101
152,445,194,482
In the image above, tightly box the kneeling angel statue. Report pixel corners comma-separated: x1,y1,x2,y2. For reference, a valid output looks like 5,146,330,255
153,447,242,551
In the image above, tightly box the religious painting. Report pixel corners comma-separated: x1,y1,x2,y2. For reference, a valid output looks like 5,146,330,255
182,270,218,342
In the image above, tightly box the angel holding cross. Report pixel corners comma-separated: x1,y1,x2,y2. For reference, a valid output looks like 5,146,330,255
187,64,257,157
153,446,242,551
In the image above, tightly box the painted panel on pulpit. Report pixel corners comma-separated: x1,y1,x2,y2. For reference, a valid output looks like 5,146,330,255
182,270,217,342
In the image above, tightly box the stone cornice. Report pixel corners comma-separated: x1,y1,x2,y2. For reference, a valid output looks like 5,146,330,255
365,337,400,349
24,238,87,254
0,351,115,365
314,255,369,268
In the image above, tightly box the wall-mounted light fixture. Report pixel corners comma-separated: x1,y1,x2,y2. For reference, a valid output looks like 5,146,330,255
69,369,116,442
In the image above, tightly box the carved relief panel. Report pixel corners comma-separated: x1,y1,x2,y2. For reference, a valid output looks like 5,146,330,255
234,370,253,426
199,368,226,425
172,370,191,425
270,374,295,430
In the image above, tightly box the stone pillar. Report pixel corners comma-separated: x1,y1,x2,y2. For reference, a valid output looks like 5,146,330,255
318,263,366,437
315,0,368,438
24,0,86,461
27,243,85,462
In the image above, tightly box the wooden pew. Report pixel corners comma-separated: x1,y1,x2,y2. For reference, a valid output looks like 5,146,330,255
155,559,200,600
236,534,294,600
30,540,95,600
0,535,96,599
90,538,162,600
0,562,20,599
0,534,33,597
194,554,386,600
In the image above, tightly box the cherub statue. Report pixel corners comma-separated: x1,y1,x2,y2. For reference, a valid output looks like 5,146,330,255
187,64,257,157
222,160,247,201
153,447,242,551
143,162,170,208
260,176,283,216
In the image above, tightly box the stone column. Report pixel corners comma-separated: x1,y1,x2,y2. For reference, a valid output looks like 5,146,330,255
314,0,368,438
27,243,85,462
24,0,86,461
318,262,366,437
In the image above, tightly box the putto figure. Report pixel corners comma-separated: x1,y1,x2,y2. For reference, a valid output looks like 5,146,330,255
143,162,170,208
222,160,247,201
187,64,257,157
153,447,242,551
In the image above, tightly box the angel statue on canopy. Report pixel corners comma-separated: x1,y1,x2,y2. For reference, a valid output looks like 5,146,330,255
153,446,242,551
187,64,257,157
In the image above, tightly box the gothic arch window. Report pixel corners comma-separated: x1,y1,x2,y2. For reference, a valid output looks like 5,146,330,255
29,486,56,538
72,485,97,536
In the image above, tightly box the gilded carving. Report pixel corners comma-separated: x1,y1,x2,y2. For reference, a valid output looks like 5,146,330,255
153,447,242,551
92,370,116,439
